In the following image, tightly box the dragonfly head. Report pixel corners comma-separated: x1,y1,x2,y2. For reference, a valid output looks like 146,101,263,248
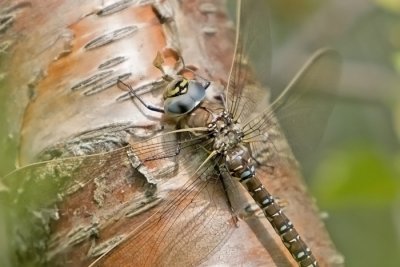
163,77,207,116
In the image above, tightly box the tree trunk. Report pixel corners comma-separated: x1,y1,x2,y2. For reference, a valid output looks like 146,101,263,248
1,0,342,266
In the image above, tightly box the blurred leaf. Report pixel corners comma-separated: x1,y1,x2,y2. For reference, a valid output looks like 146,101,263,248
311,144,399,208
269,0,319,22
392,51,400,73
394,101,400,140
375,0,400,13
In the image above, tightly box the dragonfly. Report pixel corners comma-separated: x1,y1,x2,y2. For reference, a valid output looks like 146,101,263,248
1,0,341,266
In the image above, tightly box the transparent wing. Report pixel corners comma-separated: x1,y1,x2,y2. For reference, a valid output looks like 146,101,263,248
88,159,235,267
238,0,272,87
1,129,236,267
273,49,342,166
226,0,271,119
241,49,342,167
225,0,341,170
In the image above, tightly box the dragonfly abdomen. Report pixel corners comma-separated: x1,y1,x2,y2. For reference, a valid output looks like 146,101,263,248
243,175,318,267
225,146,318,267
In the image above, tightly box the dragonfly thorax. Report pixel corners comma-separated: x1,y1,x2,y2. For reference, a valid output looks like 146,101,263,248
208,111,256,182
209,111,244,154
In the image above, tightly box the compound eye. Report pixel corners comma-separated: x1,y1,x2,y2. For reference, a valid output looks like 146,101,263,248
164,78,189,99
163,79,207,116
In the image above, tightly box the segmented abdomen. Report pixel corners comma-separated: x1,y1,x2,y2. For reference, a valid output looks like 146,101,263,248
242,175,318,267
225,145,318,267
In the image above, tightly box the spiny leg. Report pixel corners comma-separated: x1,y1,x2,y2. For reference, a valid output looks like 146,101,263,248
117,79,165,114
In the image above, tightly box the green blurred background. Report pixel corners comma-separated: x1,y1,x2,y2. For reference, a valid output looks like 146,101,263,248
267,0,400,266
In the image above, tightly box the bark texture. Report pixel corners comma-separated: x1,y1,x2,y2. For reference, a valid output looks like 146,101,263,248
1,0,342,266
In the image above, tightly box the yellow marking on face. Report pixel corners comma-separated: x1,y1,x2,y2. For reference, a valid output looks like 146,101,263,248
166,86,180,98
179,79,188,87
179,79,189,94
165,78,189,98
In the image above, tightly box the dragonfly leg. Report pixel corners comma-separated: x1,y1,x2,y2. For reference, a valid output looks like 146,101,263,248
219,165,240,227
117,79,165,114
